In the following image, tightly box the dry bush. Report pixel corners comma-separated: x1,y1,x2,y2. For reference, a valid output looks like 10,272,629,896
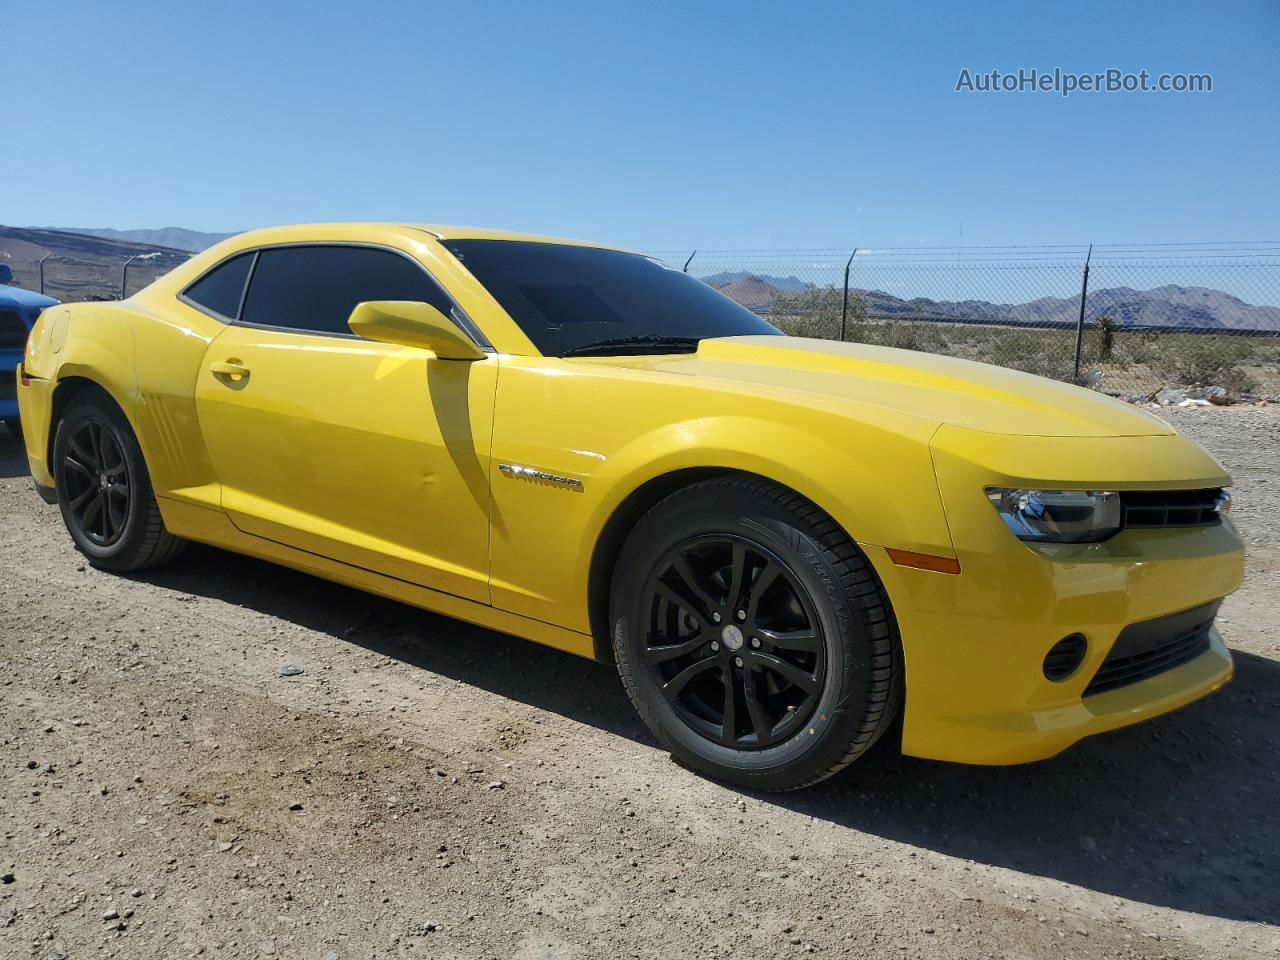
1151,336,1257,392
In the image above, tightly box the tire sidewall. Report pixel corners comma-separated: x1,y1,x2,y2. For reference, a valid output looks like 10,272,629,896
52,397,148,565
611,485,877,789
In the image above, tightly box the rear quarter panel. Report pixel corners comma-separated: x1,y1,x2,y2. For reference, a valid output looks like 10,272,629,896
21,298,225,507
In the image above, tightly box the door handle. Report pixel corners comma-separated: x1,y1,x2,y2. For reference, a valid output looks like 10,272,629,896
210,360,250,382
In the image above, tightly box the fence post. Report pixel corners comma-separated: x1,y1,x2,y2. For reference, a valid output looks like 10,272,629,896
682,250,697,274
38,253,51,296
1072,244,1093,383
839,248,858,341
121,254,141,299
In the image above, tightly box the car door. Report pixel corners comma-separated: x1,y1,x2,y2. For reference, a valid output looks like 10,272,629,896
192,243,496,604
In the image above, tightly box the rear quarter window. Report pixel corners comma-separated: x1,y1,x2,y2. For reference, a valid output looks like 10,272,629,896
182,253,255,320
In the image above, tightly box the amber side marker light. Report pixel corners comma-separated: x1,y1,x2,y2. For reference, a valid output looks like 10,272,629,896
886,548,962,575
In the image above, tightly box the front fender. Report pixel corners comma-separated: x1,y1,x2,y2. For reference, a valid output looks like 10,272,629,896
582,414,953,564
489,356,953,635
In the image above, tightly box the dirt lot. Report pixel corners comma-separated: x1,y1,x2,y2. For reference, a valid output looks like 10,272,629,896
2,405,1278,960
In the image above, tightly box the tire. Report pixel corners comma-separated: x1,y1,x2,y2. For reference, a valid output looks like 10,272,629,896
52,390,186,572
610,476,902,792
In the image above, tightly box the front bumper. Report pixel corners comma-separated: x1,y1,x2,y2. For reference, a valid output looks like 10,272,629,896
871,426,1245,765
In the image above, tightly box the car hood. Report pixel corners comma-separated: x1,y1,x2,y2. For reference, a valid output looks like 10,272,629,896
586,335,1172,438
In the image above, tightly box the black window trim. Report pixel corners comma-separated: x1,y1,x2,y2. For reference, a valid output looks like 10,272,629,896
177,241,491,349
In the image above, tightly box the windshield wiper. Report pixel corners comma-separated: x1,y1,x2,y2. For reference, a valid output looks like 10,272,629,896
559,334,702,357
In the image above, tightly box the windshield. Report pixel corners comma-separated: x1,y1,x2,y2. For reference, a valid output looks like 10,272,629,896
441,239,781,356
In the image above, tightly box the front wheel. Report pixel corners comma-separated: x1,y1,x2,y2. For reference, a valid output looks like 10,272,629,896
52,391,186,571
610,476,902,792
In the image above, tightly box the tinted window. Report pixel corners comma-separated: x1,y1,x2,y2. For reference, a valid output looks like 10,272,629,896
184,252,254,319
442,240,780,356
240,245,462,337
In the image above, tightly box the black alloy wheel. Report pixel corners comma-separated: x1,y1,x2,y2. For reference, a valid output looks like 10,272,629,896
610,475,902,792
641,535,826,750
60,416,132,547
52,390,186,571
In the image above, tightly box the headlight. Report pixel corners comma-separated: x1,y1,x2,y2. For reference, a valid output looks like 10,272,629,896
986,488,1122,543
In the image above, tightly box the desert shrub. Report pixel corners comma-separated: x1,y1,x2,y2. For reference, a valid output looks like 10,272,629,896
865,322,948,353
1151,336,1253,386
1247,341,1280,366
772,313,836,339
986,331,1044,366
974,330,1072,379
1115,333,1158,367
769,287,869,341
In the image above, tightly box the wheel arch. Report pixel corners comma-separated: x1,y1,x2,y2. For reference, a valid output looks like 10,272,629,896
586,466,882,663
46,375,134,474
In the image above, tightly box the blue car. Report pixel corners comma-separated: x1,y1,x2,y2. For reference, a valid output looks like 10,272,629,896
1,266,59,435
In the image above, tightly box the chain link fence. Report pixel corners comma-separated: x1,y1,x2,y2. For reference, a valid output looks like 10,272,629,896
13,238,1280,399
648,243,1280,399
7,252,192,302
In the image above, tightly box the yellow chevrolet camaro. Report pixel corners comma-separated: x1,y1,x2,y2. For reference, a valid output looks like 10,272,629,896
16,224,1245,790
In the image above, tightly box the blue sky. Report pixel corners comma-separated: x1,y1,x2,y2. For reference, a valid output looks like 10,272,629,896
5,1,1277,251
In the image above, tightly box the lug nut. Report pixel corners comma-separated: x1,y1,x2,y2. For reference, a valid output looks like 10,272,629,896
736,610,746,621
712,612,722,623
749,637,761,649
733,656,744,668
710,641,720,652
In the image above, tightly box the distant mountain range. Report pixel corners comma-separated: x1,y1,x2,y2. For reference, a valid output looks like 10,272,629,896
701,270,811,293
706,273,1280,332
50,226,235,253
4,226,1276,332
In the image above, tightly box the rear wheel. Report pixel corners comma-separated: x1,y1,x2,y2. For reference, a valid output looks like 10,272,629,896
52,391,185,571
610,476,902,791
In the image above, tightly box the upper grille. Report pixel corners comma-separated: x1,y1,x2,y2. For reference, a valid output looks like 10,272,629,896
1121,488,1225,530
1084,600,1219,697
0,310,29,349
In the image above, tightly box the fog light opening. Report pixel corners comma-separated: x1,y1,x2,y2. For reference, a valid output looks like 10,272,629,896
1043,633,1088,682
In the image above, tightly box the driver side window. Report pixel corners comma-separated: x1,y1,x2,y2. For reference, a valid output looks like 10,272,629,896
239,245,468,339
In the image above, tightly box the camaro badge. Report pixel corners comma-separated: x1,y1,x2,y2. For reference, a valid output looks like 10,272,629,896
498,463,584,491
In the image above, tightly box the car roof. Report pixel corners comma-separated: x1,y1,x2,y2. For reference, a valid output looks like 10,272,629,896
410,224,633,251
216,223,637,255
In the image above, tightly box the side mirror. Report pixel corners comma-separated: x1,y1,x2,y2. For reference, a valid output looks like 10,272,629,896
0,264,12,284
348,300,486,360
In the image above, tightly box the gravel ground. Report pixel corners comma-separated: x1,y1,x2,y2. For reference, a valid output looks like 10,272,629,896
1,405,1278,960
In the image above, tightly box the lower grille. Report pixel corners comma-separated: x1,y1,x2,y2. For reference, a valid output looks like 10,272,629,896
1121,488,1225,530
1084,600,1219,696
